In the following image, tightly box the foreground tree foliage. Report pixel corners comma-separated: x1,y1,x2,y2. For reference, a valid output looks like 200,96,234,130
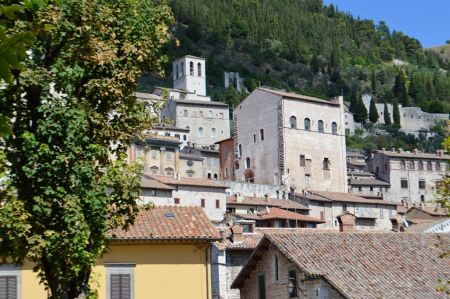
0,0,172,298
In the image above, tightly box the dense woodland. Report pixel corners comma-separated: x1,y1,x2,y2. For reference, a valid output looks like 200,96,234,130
138,0,450,114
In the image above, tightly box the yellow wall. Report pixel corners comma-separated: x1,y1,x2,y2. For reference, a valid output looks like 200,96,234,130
17,242,212,299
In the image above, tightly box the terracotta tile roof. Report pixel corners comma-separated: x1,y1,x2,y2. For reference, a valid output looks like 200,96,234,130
111,206,220,241
148,174,227,189
347,171,374,177
232,231,450,299
298,191,398,206
257,87,339,106
226,196,308,210
348,178,390,186
347,160,366,167
141,176,174,190
406,218,450,232
257,208,324,223
412,206,448,216
374,149,450,160
396,204,408,214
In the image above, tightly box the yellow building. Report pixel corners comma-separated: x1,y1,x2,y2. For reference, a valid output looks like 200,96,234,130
0,206,220,299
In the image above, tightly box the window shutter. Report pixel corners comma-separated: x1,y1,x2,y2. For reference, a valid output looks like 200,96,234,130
0,276,17,299
110,274,131,299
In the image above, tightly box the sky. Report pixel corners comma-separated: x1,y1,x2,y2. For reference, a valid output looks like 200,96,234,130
322,0,450,48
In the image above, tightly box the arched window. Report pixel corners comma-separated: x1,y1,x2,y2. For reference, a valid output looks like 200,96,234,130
238,144,242,157
304,118,311,130
408,161,414,170
421,195,425,202
176,64,179,78
245,157,251,169
207,173,212,179
197,62,202,76
198,127,203,137
213,173,218,179
208,110,213,118
436,162,441,171
189,61,194,75
318,120,324,132
211,128,216,136
418,161,423,170
289,116,297,129
180,62,184,75
332,122,337,134
400,160,406,170
427,161,432,170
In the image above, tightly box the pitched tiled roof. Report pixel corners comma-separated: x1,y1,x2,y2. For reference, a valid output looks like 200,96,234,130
141,176,174,190
226,196,308,210
298,191,398,206
257,208,324,222
232,231,450,299
148,174,227,189
347,160,366,167
111,206,220,241
406,218,450,232
257,87,339,106
408,206,448,217
374,149,450,160
173,98,229,107
348,178,390,186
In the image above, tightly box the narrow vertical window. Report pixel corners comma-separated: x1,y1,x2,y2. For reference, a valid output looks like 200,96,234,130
189,61,194,75
323,158,330,170
274,255,279,281
197,62,202,76
318,120,324,132
216,199,220,209
289,116,297,129
201,199,205,208
400,160,406,170
304,118,310,130
427,161,432,170
436,162,441,171
288,270,298,298
300,155,305,167
332,122,337,134
258,274,266,299
238,144,242,157
245,157,251,169
260,129,264,141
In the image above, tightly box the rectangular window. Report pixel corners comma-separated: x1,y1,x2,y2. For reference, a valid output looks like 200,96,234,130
419,180,426,189
183,109,188,117
215,199,220,209
273,255,279,281
166,152,172,161
380,208,384,218
253,134,256,143
201,199,205,208
300,155,305,167
258,274,266,299
151,150,157,159
370,186,373,192
135,147,143,158
0,276,17,299
260,129,264,141
288,270,298,298
106,264,134,299
174,198,180,204
323,158,330,170
320,211,324,220
401,179,408,189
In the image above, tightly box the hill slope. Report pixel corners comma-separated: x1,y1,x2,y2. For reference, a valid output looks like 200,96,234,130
428,44,450,62
138,0,450,113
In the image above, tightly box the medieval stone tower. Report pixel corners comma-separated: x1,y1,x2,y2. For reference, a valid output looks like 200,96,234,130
172,55,206,96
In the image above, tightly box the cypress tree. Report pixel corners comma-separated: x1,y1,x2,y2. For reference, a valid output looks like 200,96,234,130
311,53,320,73
383,100,391,125
371,70,377,94
392,99,401,127
354,97,368,123
393,73,409,106
369,98,379,123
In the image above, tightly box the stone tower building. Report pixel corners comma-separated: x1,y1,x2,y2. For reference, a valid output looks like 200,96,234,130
234,88,347,193
172,55,206,96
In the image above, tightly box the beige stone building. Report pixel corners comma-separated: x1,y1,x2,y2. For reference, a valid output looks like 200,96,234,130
295,191,397,231
234,88,347,193
366,149,449,204
157,55,231,146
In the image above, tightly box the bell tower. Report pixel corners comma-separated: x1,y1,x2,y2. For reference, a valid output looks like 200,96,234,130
172,55,206,96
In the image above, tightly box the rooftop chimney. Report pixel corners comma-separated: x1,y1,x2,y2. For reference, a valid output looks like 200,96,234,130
231,224,244,243
337,212,356,233
236,193,244,203
264,193,270,203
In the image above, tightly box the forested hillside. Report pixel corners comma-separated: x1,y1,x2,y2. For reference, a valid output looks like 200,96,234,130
138,0,450,113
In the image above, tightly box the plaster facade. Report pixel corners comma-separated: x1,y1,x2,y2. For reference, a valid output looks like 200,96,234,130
366,150,449,204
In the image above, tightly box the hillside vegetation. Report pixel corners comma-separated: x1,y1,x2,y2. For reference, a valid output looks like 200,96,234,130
138,0,450,114
428,44,450,63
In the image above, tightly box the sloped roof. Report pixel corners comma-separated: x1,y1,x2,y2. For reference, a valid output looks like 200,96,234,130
111,206,220,241
226,196,308,210
257,87,339,106
172,98,229,107
148,174,227,189
232,231,450,299
299,191,397,206
141,176,174,190
374,150,450,160
257,208,324,222
348,178,390,186
406,218,450,232
407,206,448,217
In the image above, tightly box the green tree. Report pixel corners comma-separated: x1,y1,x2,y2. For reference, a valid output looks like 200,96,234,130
369,98,379,123
371,70,377,94
383,100,391,125
392,99,401,127
353,97,368,123
0,1,172,298
393,72,409,106
224,85,241,108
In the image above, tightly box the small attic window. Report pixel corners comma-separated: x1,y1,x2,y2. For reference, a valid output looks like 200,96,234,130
164,212,175,219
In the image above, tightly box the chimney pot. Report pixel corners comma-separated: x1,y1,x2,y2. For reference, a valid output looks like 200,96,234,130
337,212,356,233
231,224,244,243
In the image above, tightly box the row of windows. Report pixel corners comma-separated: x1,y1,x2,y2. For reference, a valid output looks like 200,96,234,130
174,198,220,209
175,61,202,78
289,116,338,134
196,126,223,137
400,179,437,190
299,155,330,170
399,160,442,171
181,109,225,119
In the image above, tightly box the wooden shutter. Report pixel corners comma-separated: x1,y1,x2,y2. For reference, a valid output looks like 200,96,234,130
110,274,131,299
0,276,17,299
